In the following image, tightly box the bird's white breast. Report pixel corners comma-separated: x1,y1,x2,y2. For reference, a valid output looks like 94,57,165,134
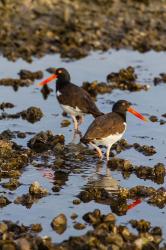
94,122,127,147
60,104,83,116
56,90,62,97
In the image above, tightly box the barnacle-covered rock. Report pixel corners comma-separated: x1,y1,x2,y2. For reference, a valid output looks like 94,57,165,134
18,69,43,80
21,106,43,123
133,143,156,156
107,67,149,91
27,130,64,152
29,181,48,197
51,213,67,234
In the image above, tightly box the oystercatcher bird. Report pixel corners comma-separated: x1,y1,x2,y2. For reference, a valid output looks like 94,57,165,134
81,100,147,161
38,68,103,130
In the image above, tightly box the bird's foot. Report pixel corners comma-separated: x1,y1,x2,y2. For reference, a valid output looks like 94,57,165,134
72,129,82,143
106,146,112,162
96,150,103,160
106,156,110,162
74,129,82,137
77,116,84,126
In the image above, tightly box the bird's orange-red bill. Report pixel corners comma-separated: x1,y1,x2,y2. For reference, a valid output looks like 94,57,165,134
37,74,57,87
128,107,147,122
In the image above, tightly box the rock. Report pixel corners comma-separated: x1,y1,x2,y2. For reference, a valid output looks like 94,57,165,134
83,209,101,226
21,106,43,123
0,107,43,123
31,223,43,232
118,226,132,241
153,73,166,85
135,166,152,180
148,187,166,208
0,195,11,207
78,187,109,203
0,209,163,249
2,179,21,190
0,130,15,140
149,115,158,122
106,233,124,247
16,238,31,250
14,194,36,208
110,198,128,216
107,66,149,92
0,102,14,110
130,219,151,232
0,78,32,89
154,163,165,176
162,113,166,118
82,81,112,97
1,0,166,63
73,222,86,230
133,143,156,156
27,130,64,152
150,227,162,236
129,185,156,198
51,213,67,234
103,213,116,223
71,213,78,220
0,140,29,171
29,181,48,197
61,119,71,127
1,243,16,250
73,199,81,205
0,223,8,233
18,69,43,80
17,132,26,138
0,139,13,158
112,139,132,153
108,158,133,172
159,119,166,125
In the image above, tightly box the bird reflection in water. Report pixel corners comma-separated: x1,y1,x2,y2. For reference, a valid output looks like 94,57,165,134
85,161,142,214
86,162,119,194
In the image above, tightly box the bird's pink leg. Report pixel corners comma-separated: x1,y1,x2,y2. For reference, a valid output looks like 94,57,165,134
71,115,78,130
106,146,111,161
90,142,103,159
78,116,84,126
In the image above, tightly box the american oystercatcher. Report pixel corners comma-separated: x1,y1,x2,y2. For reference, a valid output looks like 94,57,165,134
81,100,147,161
38,68,103,130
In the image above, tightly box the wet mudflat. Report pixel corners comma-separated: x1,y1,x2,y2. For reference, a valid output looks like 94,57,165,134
0,50,166,249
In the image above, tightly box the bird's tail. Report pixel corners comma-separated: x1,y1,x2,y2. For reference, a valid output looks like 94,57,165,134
92,111,104,118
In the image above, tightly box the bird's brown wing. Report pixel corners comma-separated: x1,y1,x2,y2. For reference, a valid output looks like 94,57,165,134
58,83,103,117
82,113,125,142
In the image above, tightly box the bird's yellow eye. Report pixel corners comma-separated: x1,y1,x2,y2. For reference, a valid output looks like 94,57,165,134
58,70,62,74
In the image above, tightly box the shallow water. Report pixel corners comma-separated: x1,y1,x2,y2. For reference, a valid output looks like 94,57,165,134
0,50,166,242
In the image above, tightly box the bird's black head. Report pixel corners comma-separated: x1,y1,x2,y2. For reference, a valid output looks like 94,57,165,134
112,100,147,122
55,68,71,82
37,67,71,88
112,100,131,114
